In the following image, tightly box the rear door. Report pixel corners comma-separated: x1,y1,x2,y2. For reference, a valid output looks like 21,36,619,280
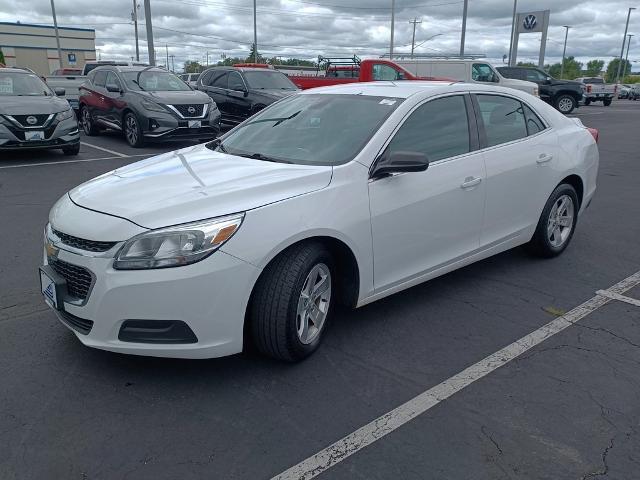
472,93,558,247
84,70,109,122
369,94,486,291
103,71,124,129
201,70,229,120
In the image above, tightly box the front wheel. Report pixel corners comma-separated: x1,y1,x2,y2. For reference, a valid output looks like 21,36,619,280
555,94,577,114
62,143,80,156
124,112,144,148
526,184,579,258
603,98,612,106
250,242,335,362
80,106,99,136
584,98,591,106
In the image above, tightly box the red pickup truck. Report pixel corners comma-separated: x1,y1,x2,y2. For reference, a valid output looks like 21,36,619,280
287,59,448,90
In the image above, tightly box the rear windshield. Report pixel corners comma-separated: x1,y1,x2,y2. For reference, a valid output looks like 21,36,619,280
243,71,298,90
0,72,52,96
211,93,403,166
122,71,191,91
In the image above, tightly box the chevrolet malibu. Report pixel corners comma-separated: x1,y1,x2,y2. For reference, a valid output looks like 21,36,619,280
41,82,599,362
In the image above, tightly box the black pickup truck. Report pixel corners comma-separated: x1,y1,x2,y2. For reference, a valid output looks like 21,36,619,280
496,66,585,114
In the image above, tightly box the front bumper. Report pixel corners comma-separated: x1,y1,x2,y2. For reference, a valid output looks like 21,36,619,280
44,215,259,359
142,105,222,142
0,117,80,150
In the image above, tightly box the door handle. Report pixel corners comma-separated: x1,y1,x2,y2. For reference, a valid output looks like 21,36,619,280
460,176,482,189
536,153,553,164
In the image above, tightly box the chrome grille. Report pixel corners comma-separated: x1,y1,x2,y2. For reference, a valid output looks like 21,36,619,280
48,258,93,301
53,229,117,253
171,104,204,118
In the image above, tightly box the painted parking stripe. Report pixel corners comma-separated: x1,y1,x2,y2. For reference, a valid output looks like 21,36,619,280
596,289,640,307
0,154,152,170
80,141,128,157
273,270,640,480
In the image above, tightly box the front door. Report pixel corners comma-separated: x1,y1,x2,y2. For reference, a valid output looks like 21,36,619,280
369,94,486,291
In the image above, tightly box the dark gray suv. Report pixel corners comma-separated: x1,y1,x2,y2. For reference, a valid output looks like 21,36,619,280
79,66,221,147
0,67,80,155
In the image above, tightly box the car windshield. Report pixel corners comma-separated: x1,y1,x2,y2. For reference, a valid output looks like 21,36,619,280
0,72,52,96
209,93,403,165
243,71,298,90
122,71,191,91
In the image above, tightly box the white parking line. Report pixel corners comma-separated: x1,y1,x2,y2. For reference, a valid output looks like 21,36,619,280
80,141,128,157
0,154,151,170
596,289,640,307
273,270,640,480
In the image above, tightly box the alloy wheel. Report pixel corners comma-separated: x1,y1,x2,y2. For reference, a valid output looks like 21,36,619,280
125,115,138,145
558,97,573,113
547,194,574,248
82,108,92,134
296,263,332,345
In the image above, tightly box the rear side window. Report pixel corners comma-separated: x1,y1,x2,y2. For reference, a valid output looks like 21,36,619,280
93,70,108,88
475,95,527,147
522,103,546,135
386,95,470,162
105,72,122,90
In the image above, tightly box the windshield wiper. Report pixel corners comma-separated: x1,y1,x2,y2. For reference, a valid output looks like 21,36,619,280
246,110,302,128
238,152,292,164
206,137,227,153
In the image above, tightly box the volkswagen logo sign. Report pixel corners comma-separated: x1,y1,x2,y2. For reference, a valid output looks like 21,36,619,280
187,106,196,115
523,14,537,30
26,115,38,125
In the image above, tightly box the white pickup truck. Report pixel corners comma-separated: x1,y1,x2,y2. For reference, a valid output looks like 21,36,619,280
45,61,147,109
575,77,617,106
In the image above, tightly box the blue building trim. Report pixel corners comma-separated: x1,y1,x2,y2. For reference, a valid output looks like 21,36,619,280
0,22,95,32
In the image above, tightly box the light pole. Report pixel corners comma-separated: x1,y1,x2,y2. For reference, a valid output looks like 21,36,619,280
389,0,395,59
560,26,571,79
460,0,468,56
508,0,518,66
624,34,634,78
253,0,258,62
616,7,635,84
132,0,139,61
49,0,63,69
409,18,422,58
144,0,155,66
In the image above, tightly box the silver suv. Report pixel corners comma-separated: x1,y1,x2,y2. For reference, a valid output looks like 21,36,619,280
0,67,80,155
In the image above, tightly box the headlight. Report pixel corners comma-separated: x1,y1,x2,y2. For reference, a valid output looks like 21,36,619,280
113,213,244,270
533,87,539,97
141,99,167,113
0,115,11,126
56,108,75,122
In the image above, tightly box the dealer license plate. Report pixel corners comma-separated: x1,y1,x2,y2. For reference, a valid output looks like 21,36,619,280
40,268,58,309
188,120,201,129
25,131,45,141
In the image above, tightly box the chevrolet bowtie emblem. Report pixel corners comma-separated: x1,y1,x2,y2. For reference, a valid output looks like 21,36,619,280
45,241,59,258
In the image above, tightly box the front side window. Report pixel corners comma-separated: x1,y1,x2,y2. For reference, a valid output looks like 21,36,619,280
472,64,499,83
0,72,52,96
476,95,528,147
385,95,471,162
122,70,190,91
243,71,297,90
209,71,228,88
211,93,403,165
525,69,548,82
372,64,404,81
93,70,108,88
228,72,245,91
105,72,122,90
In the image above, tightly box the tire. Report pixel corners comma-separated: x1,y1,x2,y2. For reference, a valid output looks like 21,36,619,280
554,94,577,114
80,106,99,136
603,98,612,107
250,242,335,362
526,184,579,258
123,112,145,148
62,143,80,156
584,98,591,106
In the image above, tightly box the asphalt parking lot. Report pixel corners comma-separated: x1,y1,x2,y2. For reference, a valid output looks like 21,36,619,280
1,100,640,480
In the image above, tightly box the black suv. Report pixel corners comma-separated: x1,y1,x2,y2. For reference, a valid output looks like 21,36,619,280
497,66,585,114
79,66,220,147
196,66,299,127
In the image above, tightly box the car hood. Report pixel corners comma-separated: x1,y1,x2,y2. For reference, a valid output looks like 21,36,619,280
552,79,583,87
0,95,70,115
138,89,211,104
69,144,333,229
501,78,538,93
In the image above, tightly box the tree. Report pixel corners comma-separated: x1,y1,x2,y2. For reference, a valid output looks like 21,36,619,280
184,60,202,73
548,56,582,79
517,61,536,67
585,59,605,77
216,56,244,66
606,58,632,82
0,48,5,66
246,43,263,63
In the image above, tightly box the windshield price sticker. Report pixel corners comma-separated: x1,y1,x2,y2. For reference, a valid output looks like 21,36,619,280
379,99,397,106
0,77,13,94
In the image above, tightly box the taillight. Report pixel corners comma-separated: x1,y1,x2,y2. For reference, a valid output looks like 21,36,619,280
586,85,592,93
587,127,599,143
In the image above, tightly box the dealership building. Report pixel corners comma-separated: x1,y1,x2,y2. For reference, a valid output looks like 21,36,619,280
0,22,96,75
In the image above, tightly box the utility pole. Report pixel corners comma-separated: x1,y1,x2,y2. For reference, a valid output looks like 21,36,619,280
132,0,139,61
409,18,422,58
508,0,518,66
143,0,155,66
169,54,175,72
624,34,634,78
389,0,395,59
253,0,258,62
49,0,63,69
165,44,169,69
205,51,209,67
460,0,468,57
560,26,571,79
616,7,635,84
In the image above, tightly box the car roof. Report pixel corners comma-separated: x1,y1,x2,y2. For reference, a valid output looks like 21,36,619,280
93,65,166,73
203,66,281,73
0,67,34,74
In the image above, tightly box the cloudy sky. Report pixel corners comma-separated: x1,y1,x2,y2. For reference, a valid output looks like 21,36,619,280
1,0,638,71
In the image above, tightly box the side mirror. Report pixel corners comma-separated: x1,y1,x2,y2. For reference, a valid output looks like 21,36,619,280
545,77,552,84
229,88,248,98
371,151,429,179
54,87,65,96
106,84,121,93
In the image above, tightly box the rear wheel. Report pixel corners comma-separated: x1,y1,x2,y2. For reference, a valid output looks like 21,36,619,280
124,112,144,148
584,98,591,106
555,94,577,114
80,106,99,136
603,97,612,106
250,242,335,362
62,143,80,156
526,184,578,258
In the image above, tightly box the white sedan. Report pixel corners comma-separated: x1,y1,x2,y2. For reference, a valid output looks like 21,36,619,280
41,82,599,361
